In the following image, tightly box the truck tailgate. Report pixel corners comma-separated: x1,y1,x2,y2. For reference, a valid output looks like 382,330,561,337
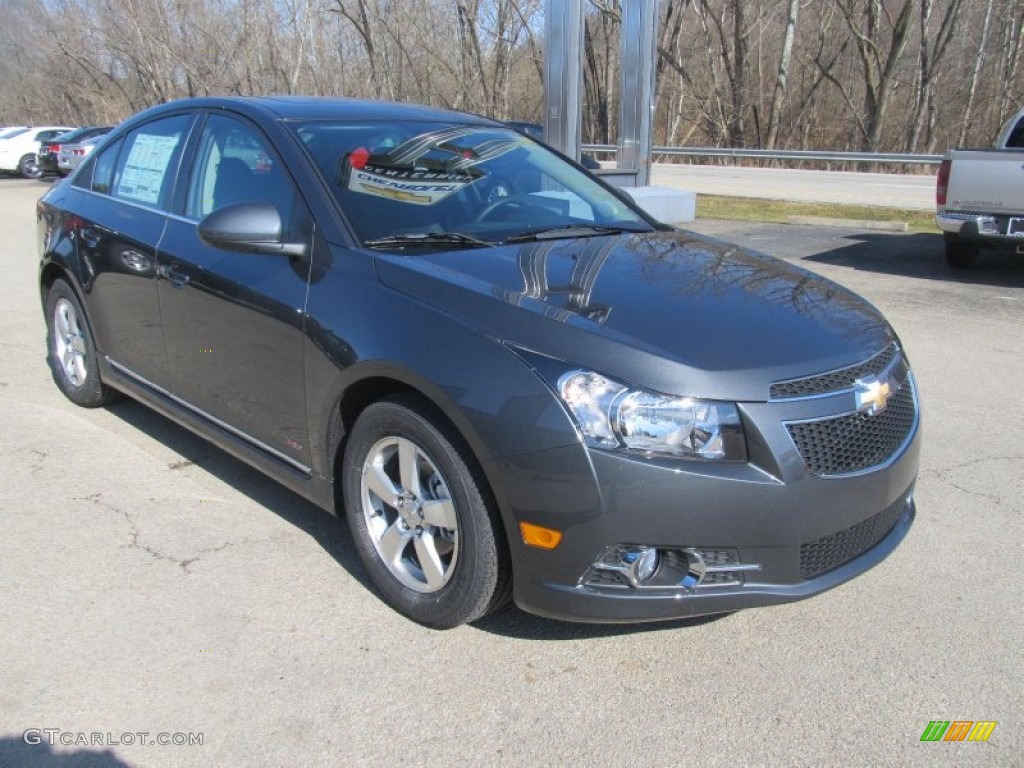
945,149,1024,217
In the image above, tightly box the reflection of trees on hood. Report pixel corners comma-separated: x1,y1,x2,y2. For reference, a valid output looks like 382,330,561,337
626,233,886,345
494,239,615,325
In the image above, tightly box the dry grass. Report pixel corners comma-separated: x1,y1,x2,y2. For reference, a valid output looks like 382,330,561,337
696,195,938,233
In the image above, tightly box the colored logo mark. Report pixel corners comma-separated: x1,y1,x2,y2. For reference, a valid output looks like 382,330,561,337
920,720,997,742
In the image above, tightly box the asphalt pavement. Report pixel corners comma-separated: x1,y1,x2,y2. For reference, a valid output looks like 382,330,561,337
0,177,1021,767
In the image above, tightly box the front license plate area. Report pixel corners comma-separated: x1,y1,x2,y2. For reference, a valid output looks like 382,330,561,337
1008,217,1024,237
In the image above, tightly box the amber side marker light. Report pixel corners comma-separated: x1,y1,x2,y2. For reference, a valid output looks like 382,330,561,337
520,522,563,550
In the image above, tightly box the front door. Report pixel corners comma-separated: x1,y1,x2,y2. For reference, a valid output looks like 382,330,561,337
157,112,313,469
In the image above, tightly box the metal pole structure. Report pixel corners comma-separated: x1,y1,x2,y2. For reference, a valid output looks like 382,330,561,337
618,0,658,186
544,0,584,163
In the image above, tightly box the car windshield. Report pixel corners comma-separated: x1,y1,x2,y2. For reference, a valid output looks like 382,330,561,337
0,127,28,139
291,120,652,248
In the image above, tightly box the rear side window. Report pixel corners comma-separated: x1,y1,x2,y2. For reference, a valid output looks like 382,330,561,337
110,114,193,210
91,138,124,194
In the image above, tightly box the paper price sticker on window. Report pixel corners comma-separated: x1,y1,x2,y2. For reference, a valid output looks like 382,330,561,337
116,133,180,205
348,164,477,206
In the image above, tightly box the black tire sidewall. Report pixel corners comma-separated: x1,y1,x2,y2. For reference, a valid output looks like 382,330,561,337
342,397,502,628
19,154,42,179
45,279,109,407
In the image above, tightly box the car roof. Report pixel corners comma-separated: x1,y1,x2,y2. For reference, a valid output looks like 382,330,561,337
131,96,503,126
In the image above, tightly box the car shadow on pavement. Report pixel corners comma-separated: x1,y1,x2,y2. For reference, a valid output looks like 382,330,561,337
471,605,731,640
105,399,734,638
803,231,1024,288
0,737,133,768
104,399,376,597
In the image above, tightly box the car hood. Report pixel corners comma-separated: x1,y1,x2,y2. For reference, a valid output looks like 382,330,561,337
371,229,894,401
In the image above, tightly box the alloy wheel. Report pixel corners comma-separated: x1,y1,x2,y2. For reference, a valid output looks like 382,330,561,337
360,436,459,593
53,297,88,387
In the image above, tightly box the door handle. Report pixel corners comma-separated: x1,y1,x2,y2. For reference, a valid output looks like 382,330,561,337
158,264,190,287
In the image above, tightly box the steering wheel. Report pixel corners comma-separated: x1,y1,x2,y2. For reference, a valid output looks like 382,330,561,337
474,195,551,224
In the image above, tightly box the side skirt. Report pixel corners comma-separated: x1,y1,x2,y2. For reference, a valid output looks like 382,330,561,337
102,357,334,512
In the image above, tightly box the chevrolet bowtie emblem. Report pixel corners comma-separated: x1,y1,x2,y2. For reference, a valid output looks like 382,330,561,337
854,376,893,416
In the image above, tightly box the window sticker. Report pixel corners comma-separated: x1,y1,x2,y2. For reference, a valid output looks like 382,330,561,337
343,128,520,206
348,165,477,206
115,133,179,205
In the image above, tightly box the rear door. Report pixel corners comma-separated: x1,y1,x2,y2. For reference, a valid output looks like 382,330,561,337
72,113,195,385
157,111,314,470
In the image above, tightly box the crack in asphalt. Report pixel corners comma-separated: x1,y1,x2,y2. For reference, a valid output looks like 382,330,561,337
73,492,279,573
28,449,47,474
922,455,1024,511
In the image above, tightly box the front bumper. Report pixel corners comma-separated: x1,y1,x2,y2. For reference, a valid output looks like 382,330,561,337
487,371,921,623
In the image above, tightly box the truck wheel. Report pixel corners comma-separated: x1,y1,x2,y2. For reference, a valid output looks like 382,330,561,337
945,240,979,269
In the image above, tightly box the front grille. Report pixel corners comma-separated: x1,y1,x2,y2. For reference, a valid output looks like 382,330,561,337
770,344,899,399
800,495,908,579
786,375,916,476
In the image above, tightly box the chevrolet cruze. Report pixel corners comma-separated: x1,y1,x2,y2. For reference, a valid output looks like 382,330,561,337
37,97,920,627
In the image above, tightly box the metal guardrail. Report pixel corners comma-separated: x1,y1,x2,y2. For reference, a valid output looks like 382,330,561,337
581,144,943,166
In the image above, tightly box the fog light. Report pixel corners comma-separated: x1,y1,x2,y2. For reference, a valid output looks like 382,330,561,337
622,546,660,583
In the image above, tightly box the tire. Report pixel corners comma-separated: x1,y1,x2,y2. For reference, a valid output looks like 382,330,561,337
342,394,510,628
18,153,42,180
945,239,980,269
44,279,117,407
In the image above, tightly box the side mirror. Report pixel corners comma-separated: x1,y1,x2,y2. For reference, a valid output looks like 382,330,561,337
197,203,307,258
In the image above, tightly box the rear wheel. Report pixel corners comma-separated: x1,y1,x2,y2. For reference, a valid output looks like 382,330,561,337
342,395,510,628
945,239,980,268
45,279,117,407
18,153,42,180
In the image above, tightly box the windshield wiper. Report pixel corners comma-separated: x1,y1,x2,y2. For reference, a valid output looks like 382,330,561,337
504,224,651,243
363,232,497,250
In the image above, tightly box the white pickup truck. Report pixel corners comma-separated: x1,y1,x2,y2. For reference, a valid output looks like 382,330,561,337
936,107,1024,267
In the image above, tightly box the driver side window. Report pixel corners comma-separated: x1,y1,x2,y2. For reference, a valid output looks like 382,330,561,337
186,114,295,229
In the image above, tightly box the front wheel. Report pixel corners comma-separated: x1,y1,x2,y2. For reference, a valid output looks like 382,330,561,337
18,153,42,179
342,395,510,628
945,239,980,269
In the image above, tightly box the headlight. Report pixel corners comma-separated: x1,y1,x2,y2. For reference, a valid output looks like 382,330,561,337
557,370,746,461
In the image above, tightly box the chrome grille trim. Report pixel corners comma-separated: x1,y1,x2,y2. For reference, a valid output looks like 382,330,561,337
784,368,918,478
770,343,900,400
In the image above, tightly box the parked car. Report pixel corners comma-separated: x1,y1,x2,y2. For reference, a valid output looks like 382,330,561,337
56,134,107,176
40,126,112,176
936,106,1024,267
0,126,29,139
37,97,920,628
0,126,73,178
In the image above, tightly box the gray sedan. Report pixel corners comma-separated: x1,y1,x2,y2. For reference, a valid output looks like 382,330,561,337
56,134,107,176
